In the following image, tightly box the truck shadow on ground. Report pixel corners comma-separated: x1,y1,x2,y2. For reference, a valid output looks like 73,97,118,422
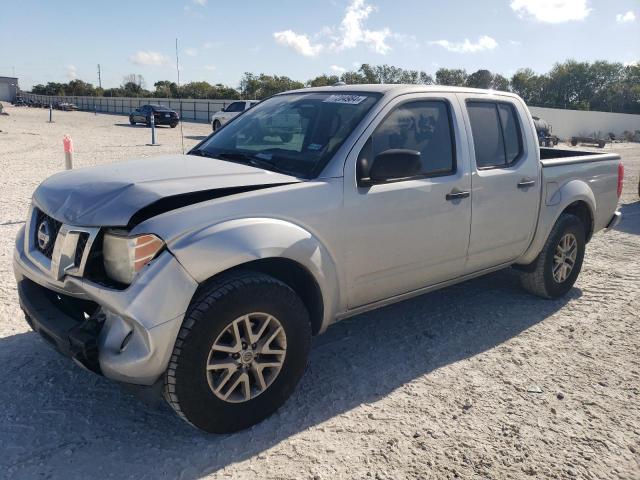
0,268,579,479
614,201,640,235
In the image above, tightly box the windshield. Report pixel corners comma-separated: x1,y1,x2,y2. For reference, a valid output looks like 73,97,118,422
191,91,381,178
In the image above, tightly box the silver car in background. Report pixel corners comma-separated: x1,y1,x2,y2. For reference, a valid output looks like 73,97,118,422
211,100,259,131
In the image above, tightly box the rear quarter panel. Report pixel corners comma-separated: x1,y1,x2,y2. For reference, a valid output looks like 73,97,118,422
517,154,621,265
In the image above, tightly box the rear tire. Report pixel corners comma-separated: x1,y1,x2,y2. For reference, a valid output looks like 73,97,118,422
164,270,312,433
519,213,585,299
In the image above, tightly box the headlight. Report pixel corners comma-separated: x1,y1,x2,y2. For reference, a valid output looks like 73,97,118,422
103,231,164,284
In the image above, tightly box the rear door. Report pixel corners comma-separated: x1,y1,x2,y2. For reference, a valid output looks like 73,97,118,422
343,93,472,308
458,95,540,272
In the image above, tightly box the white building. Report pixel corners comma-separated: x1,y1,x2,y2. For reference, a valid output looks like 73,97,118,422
0,76,19,102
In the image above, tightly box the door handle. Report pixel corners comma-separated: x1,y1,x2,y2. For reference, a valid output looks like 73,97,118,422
445,190,470,201
517,179,536,189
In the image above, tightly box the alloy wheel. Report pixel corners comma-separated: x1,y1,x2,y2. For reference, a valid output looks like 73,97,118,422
206,313,287,403
552,233,578,283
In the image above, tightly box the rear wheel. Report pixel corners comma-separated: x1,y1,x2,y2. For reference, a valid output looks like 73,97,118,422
164,270,312,433
519,213,586,299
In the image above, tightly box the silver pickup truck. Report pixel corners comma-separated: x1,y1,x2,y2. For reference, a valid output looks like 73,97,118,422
14,85,623,433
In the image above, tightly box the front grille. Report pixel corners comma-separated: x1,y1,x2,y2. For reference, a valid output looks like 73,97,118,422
33,209,62,259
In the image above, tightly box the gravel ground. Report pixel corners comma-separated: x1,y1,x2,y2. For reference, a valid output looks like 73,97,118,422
0,103,638,480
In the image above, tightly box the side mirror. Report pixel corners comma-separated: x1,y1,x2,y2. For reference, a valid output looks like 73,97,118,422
220,106,227,112
358,149,421,186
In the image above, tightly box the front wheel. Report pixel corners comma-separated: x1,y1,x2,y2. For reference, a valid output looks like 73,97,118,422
212,119,221,132
519,213,586,299
129,116,135,125
164,270,312,433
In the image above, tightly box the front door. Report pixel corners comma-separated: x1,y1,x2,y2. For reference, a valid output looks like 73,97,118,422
460,96,540,272
343,93,472,308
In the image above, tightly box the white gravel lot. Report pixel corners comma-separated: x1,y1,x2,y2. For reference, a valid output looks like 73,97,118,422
0,103,638,480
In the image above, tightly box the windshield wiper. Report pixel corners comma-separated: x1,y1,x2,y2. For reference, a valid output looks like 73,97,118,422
189,148,217,159
216,152,292,176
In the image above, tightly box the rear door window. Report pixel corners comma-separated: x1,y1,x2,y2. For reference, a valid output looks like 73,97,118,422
466,101,523,168
498,103,522,164
226,102,246,113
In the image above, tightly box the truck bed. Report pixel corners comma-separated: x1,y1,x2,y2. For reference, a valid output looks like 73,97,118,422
539,147,620,166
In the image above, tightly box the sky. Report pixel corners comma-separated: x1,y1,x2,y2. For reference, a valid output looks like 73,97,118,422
1,0,638,90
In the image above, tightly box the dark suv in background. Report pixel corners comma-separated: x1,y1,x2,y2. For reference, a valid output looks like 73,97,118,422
129,104,179,128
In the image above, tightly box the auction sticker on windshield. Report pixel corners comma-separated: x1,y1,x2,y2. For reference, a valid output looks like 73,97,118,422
323,94,368,105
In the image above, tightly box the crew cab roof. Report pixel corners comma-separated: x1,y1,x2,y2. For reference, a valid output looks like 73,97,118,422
280,83,521,100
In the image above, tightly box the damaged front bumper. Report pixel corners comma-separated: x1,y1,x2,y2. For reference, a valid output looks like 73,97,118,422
13,225,198,385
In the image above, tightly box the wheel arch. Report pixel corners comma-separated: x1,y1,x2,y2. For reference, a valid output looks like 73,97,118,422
169,217,341,335
192,257,324,335
517,180,596,266
562,200,594,242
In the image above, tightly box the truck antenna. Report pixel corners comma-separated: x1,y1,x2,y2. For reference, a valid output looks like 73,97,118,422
176,38,185,155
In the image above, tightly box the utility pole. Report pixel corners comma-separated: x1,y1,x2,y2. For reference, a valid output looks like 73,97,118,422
97,64,102,89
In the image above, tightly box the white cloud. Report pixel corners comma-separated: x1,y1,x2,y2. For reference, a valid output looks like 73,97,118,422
273,0,393,56
66,65,77,80
616,11,636,23
273,30,324,56
331,0,391,54
185,48,198,57
429,35,498,53
193,0,207,6
510,0,591,23
330,64,347,73
204,65,216,71
624,60,638,67
129,50,169,66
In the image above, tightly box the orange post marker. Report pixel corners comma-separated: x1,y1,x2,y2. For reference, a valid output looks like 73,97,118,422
63,135,74,170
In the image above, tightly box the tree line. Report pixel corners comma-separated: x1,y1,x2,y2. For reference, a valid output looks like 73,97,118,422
29,60,640,114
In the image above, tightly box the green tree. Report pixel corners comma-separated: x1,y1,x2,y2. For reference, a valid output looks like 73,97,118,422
239,73,304,99
65,79,95,96
153,80,179,98
435,68,467,86
307,74,341,87
511,68,547,105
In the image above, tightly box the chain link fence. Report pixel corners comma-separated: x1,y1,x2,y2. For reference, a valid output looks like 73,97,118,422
20,93,238,123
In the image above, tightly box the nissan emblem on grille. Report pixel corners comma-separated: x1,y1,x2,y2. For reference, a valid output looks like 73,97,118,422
37,220,51,251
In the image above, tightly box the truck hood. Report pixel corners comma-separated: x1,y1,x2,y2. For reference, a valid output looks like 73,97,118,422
33,154,300,227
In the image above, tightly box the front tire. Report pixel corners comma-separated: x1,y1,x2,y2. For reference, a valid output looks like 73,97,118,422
129,116,135,125
212,119,221,132
164,270,312,433
519,213,586,299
